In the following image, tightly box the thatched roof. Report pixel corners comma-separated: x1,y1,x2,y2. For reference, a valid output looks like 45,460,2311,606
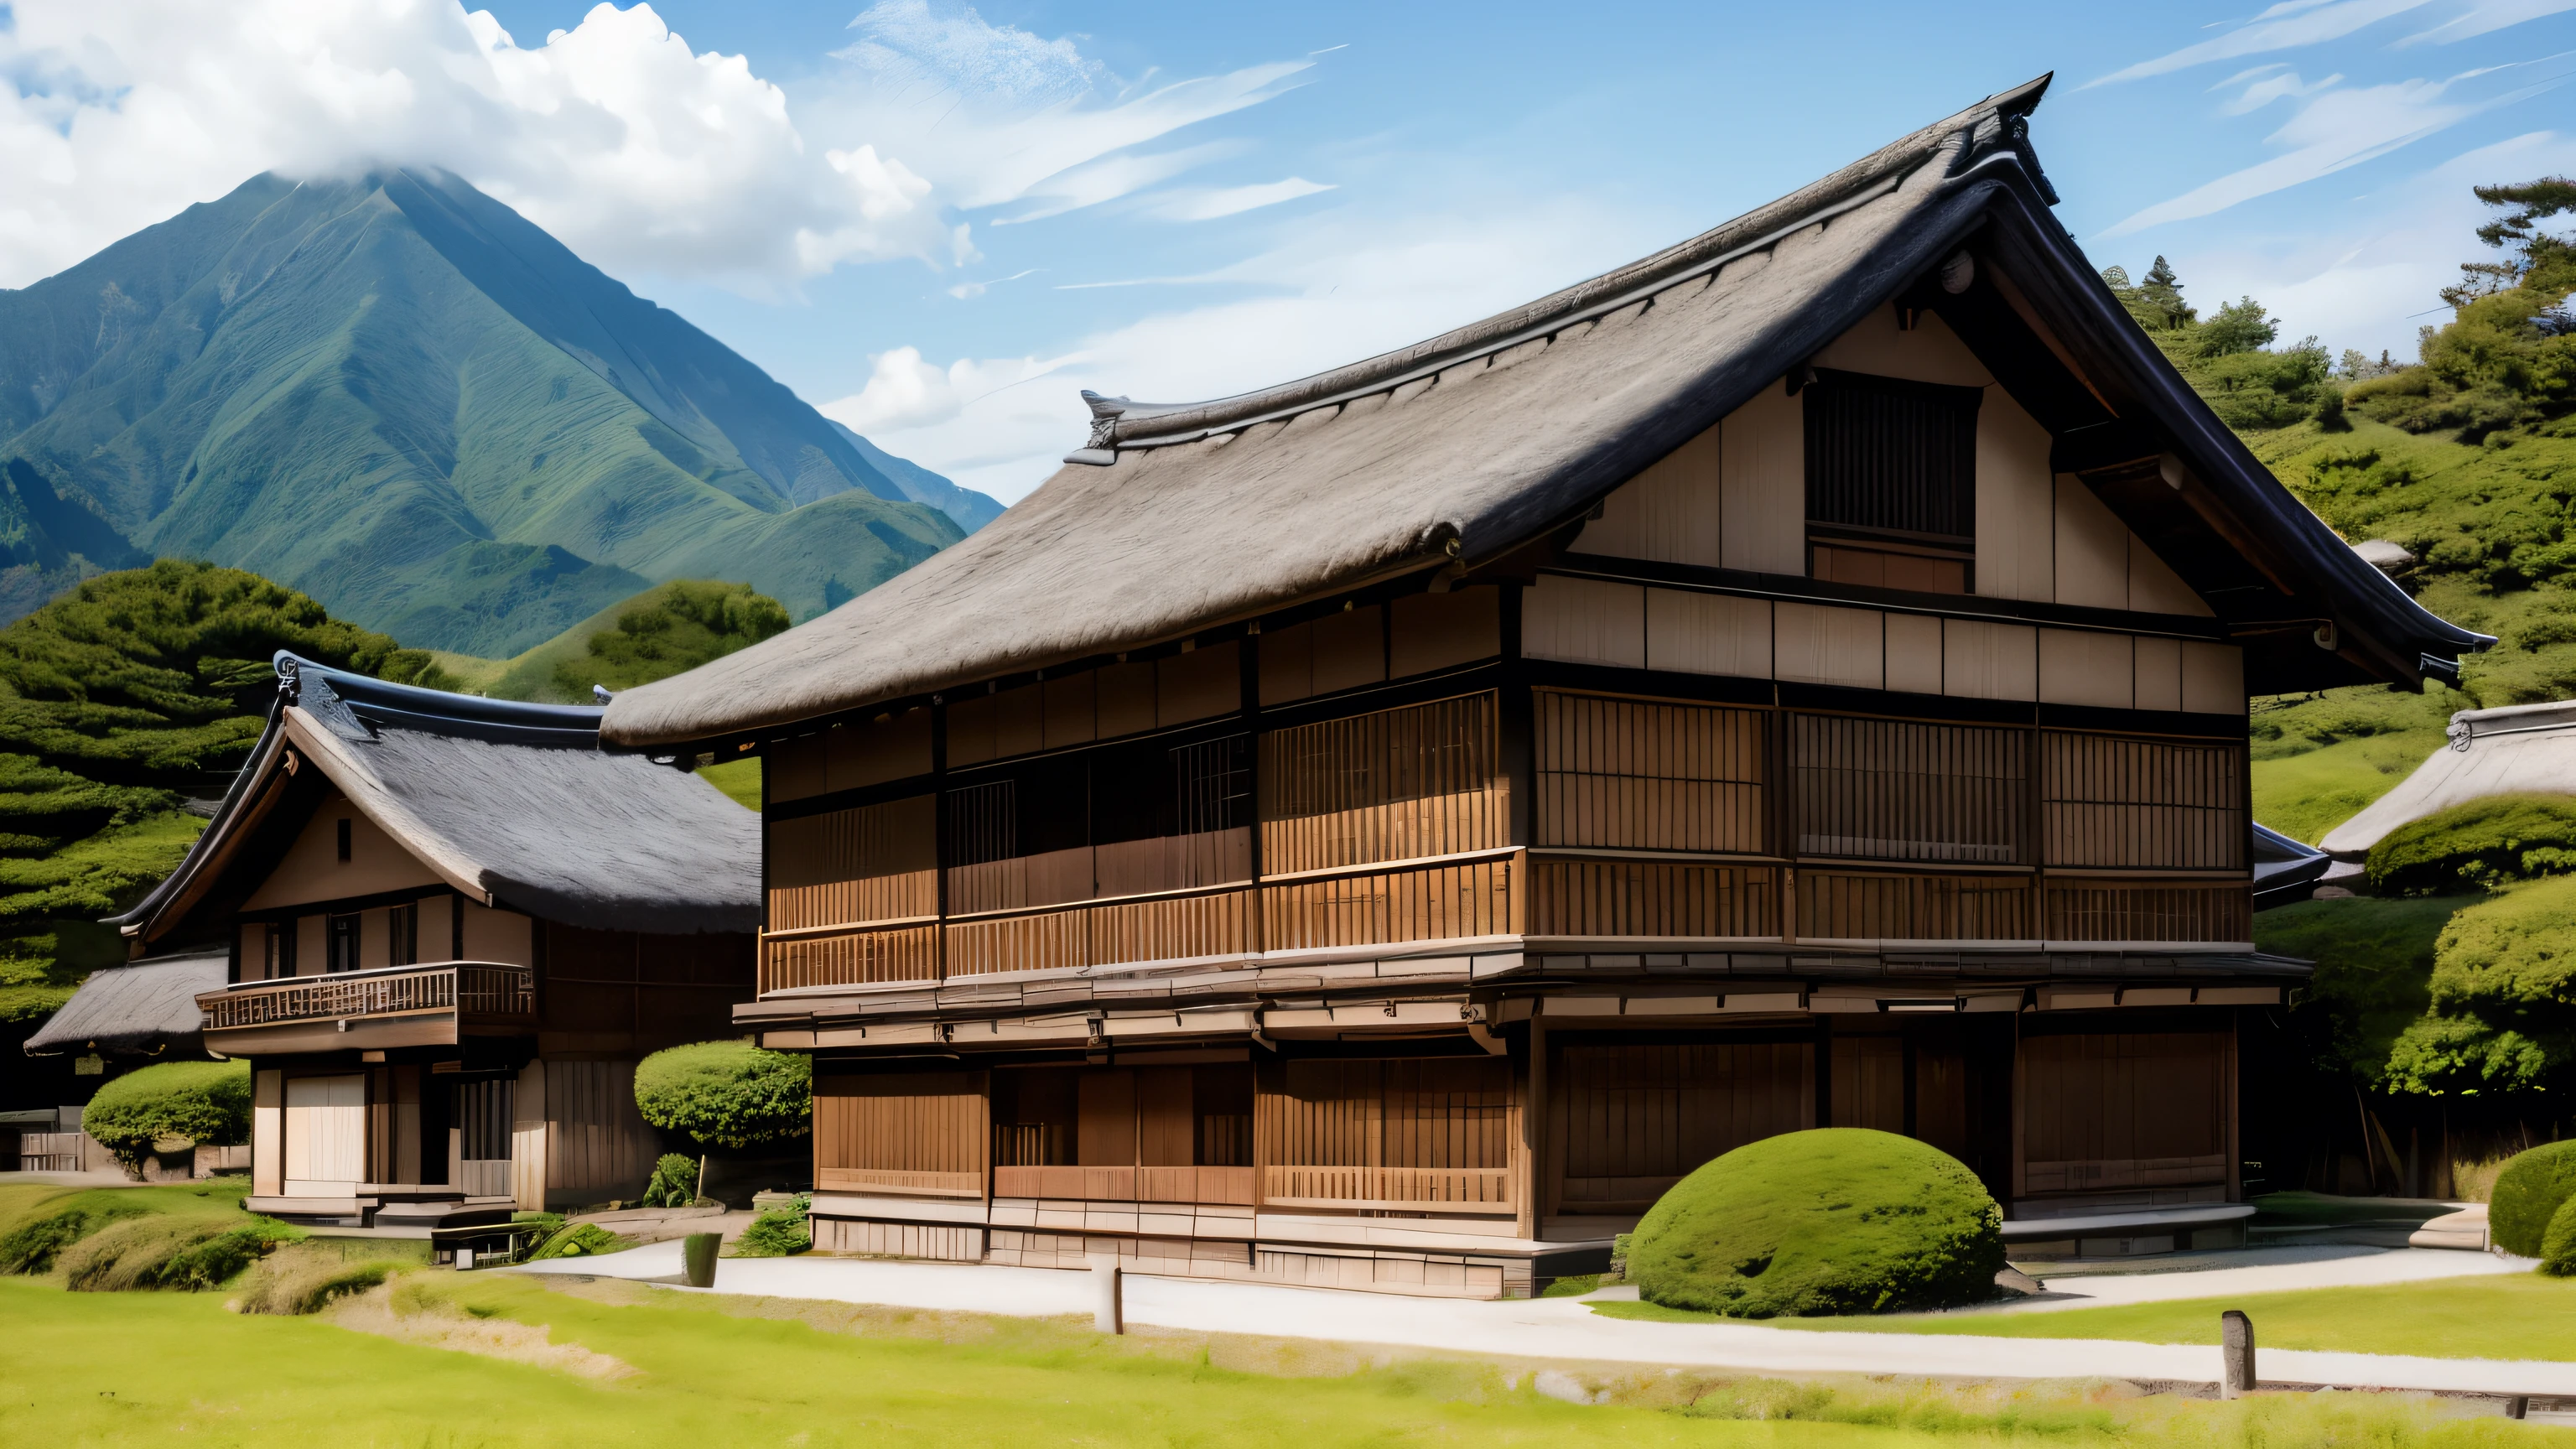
111,655,760,938
601,75,2485,750
23,951,226,1057
2319,699,2576,859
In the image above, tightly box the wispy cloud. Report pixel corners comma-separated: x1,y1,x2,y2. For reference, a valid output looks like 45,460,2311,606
2215,65,2345,112
2087,0,2437,86
1141,178,1337,222
2099,59,2576,236
2400,0,2576,43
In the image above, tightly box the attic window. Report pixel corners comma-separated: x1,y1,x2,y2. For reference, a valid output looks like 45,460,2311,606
1803,369,1981,595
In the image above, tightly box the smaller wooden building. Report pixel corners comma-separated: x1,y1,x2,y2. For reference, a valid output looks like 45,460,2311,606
110,654,759,1228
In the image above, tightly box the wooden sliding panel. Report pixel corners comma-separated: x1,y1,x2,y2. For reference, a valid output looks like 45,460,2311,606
945,910,1085,978
1260,693,1506,874
1798,870,2033,941
814,1072,989,1197
2044,880,2252,943
761,925,939,993
1553,1041,1810,1212
1792,714,2025,864
2018,1032,2231,1197
1533,693,1765,851
1262,1057,1514,1212
1261,855,1518,952
1526,860,1777,938
2043,733,2246,870
767,795,937,930
1829,1035,1905,1132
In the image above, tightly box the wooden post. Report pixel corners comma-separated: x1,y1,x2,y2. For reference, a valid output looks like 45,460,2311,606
1091,1252,1124,1333
2220,1310,2255,1398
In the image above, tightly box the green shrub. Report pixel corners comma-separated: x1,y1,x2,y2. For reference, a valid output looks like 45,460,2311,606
2492,1140,2576,1256
732,1196,811,1258
2383,876,2576,1093
2366,794,2576,896
2542,1195,2576,1275
529,1223,626,1261
634,1041,810,1149
641,1153,699,1208
0,1204,144,1275
80,1061,251,1175
1628,1129,2003,1318
61,1214,293,1292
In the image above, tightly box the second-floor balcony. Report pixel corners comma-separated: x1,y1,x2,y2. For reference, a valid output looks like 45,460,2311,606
198,961,534,1054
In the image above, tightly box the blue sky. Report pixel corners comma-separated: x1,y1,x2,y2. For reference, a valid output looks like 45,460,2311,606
4,1,2573,501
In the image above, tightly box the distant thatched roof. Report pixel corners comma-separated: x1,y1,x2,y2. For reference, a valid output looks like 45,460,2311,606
601,75,2484,750
112,656,760,939
23,951,226,1057
2320,699,2576,859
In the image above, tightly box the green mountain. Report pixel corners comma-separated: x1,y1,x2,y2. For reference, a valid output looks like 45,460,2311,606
0,169,1001,655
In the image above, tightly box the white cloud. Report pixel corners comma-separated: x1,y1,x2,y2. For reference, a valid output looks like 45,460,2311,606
838,196,1662,503
2095,65,2576,236
0,0,1318,293
811,1,1312,218
0,1,961,290
2402,0,2576,43
2216,67,2345,112
1142,179,1337,222
2089,0,2438,85
2160,128,2576,360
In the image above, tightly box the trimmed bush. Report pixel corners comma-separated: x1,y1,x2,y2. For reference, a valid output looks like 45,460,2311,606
2542,1196,2576,1276
81,1061,251,1176
232,1249,400,1315
634,1041,810,1150
641,1153,699,1208
2366,794,2576,896
2492,1140,2576,1257
1628,1129,2004,1318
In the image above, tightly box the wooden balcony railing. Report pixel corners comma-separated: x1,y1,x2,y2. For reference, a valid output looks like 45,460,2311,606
199,962,533,1031
991,1165,1258,1205
1261,1165,1514,1212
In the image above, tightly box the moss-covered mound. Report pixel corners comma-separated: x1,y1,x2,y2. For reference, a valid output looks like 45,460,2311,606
1628,1129,2003,1318
2366,794,2576,896
2493,1140,2576,1258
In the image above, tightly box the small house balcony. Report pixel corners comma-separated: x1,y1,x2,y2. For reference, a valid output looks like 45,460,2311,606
197,961,535,1056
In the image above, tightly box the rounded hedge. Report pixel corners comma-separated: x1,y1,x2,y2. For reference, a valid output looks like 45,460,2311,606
2366,794,2576,896
81,1061,251,1173
2492,1140,2576,1258
633,1040,810,1150
2541,1196,2576,1277
1628,1128,2004,1318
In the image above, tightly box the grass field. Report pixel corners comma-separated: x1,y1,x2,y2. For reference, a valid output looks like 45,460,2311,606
0,1271,2561,1448
1595,1272,2576,1362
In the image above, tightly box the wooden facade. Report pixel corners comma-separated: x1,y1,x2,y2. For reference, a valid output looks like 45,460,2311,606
625,86,2481,1296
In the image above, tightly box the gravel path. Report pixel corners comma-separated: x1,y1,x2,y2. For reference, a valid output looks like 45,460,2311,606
514,1242,2569,1395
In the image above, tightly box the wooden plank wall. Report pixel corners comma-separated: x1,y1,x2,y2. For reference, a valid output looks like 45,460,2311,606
2042,880,2251,942
1792,714,2027,864
1533,693,1764,851
1261,694,1507,873
1551,1041,1810,1212
2043,734,2245,870
767,796,937,927
544,1058,657,1197
1798,870,2033,940
1260,1057,1515,1211
2018,1031,2231,1197
1261,855,1518,952
814,1072,989,1197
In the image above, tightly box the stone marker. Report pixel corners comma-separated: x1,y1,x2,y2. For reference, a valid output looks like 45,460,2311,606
2220,1310,2255,1398
683,1231,720,1289
1092,1252,1124,1334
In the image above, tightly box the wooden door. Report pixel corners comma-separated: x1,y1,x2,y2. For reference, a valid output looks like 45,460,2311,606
283,1073,365,1192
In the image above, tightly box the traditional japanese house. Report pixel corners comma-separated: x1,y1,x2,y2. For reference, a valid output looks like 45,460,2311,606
110,654,759,1230
600,77,2487,1293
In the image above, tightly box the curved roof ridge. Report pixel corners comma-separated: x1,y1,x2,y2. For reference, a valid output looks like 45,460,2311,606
1075,74,2053,456
276,651,605,734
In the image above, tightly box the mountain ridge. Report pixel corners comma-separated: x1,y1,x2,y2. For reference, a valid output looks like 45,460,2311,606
0,169,1002,655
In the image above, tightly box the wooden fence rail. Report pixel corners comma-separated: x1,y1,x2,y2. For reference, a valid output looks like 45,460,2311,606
199,963,532,1030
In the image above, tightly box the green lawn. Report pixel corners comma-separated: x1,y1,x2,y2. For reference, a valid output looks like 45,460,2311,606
2,1268,2562,1446
1597,1272,2576,1362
